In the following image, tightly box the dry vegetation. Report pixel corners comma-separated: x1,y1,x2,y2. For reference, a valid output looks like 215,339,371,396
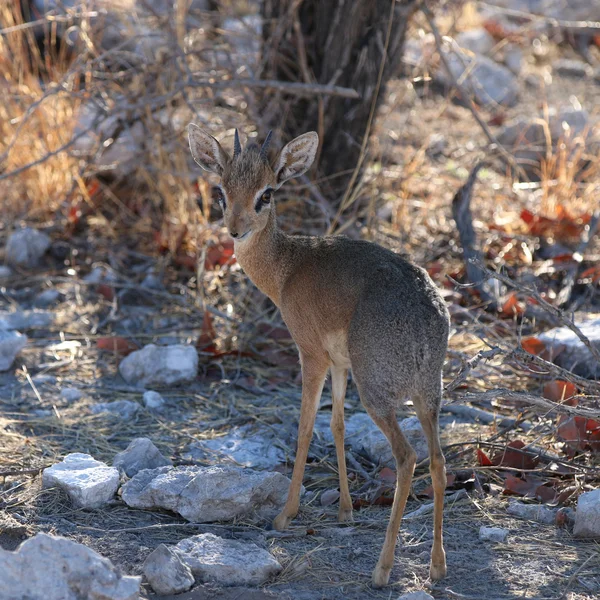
1,1,600,599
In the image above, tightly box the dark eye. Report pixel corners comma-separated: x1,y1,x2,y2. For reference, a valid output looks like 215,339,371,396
212,186,226,210
255,188,272,212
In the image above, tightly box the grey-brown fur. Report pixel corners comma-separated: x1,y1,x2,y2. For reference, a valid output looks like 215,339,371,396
188,124,450,588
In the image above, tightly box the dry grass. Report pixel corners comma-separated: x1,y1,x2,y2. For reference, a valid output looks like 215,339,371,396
0,5,83,220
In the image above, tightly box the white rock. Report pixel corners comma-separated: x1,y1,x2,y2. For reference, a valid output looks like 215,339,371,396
0,266,12,279
0,310,54,330
0,533,140,600
507,501,557,524
574,489,600,538
397,592,434,600
60,387,83,402
91,400,140,420
175,533,281,586
183,423,286,470
121,465,292,522
455,29,495,56
314,412,428,465
436,49,519,107
0,330,27,371
5,228,51,268
143,390,166,410
113,437,172,477
119,343,198,386
42,453,120,508
34,289,61,307
479,526,509,542
539,315,600,379
143,544,194,595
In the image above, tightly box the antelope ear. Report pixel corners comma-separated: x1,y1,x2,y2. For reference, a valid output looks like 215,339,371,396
273,132,319,187
188,123,230,176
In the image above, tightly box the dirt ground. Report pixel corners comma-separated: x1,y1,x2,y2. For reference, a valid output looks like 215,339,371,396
2,8,600,600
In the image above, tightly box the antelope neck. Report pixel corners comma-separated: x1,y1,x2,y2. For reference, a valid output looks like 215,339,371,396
233,208,291,307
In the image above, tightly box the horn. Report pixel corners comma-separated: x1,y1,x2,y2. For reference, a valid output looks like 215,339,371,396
260,130,273,160
233,129,242,158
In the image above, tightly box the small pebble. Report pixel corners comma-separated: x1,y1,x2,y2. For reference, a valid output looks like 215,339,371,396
143,390,165,410
479,526,509,543
61,388,83,402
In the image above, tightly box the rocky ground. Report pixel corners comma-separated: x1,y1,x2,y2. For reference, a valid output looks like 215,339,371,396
2,1,600,599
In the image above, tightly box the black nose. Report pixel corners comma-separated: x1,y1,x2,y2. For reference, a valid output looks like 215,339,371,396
231,232,239,238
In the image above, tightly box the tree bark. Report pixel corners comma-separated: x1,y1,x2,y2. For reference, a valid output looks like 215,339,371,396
260,0,421,198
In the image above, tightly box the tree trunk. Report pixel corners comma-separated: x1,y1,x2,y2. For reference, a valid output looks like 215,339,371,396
260,0,421,199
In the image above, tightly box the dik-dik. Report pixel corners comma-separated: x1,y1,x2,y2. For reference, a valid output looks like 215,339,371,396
188,125,450,587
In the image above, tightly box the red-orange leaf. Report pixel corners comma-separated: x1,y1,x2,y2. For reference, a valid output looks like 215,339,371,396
97,284,115,301
97,336,138,356
197,311,217,354
521,337,546,355
477,448,493,466
378,467,396,484
543,380,577,403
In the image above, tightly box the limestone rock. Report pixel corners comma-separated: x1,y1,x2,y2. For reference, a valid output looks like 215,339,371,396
479,526,509,543
183,423,286,470
455,29,495,56
5,228,51,268
60,387,83,402
507,501,557,525
0,330,27,371
91,400,140,420
143,544,194,595
113,437,172,477
396,592,434,600
121,465,291,522
143,390,166,410
119,343,198,386
539,315,600,379
42,453,119,508
0,310,54,331
175,533,282,586
437,49,519,107
574,489,600,538
314,412,429,464
0,533,140,600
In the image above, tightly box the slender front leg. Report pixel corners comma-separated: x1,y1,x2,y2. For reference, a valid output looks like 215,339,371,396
330,366,353,522
273,353,329,531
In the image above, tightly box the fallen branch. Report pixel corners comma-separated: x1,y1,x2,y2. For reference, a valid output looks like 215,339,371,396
461,388,600,419
404,489,467,520
190,77,361,99
441,404,531,431
445,346,502,395
450,163,499,307
507,347,600,396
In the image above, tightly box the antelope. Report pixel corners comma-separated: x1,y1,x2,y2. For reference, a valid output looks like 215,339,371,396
188,124,449,587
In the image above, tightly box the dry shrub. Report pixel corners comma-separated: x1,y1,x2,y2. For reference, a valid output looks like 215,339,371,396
0,4,83,220
0,1,258,241
539,125,600,218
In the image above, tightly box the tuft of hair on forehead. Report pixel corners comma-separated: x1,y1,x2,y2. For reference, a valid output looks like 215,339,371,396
223,145,274,189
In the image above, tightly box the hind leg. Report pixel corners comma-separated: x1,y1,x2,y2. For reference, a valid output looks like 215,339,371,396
367,409,416,588
330,366,353,522
415,383,447,581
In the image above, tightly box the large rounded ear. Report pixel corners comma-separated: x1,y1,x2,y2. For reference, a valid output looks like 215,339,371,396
273,132,319,187
188,123,230,176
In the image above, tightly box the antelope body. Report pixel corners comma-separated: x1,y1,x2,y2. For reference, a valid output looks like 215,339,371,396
188,124,449,587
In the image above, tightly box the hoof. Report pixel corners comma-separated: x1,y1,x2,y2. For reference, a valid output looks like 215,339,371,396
273,512,293,531
429,561,447,581
371,564,391,588
338,507,354,523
